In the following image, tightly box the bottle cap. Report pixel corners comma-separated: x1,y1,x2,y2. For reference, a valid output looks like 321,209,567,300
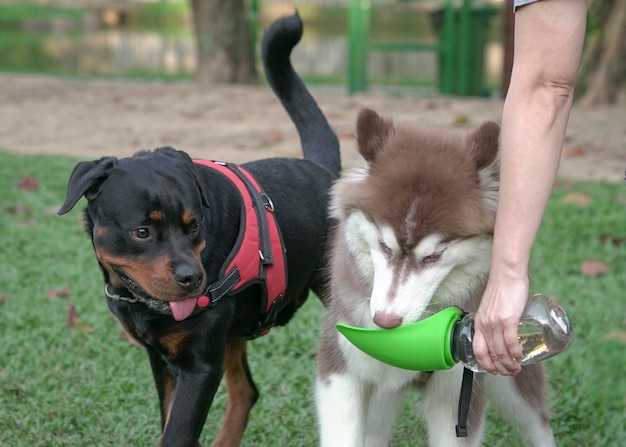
336,306,463,371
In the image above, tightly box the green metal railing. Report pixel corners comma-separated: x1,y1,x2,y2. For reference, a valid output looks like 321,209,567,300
347,0,499,96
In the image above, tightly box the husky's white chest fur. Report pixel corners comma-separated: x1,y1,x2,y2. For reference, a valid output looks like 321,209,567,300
315,109,555,447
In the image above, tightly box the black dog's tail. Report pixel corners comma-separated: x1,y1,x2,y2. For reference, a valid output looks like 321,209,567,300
262,12,341,177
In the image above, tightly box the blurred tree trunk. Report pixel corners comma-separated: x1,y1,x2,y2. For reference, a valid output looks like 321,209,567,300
190,0,258,86
577,0,626,105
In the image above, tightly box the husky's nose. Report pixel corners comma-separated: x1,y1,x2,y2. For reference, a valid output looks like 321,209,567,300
373,312,403,329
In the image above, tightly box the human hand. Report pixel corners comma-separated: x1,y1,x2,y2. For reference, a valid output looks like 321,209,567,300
472,277,529,375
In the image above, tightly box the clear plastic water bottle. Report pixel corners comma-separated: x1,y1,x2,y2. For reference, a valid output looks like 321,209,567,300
452,294,574,372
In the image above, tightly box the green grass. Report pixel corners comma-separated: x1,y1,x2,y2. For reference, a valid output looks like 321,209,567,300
0,149,624,446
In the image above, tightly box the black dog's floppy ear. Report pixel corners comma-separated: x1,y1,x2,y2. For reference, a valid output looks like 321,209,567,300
157,147,210,209
58,157,118,215
190,162,211,210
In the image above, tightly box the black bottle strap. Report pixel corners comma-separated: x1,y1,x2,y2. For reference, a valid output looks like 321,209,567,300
455,367,474,437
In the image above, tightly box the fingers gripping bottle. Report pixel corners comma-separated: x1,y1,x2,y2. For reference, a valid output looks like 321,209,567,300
451,294,573,372
336,294,573,372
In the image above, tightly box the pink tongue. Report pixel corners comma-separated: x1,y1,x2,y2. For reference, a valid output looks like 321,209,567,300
170,297,197,321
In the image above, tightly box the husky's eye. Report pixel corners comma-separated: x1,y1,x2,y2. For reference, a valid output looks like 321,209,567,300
423,252,442,264
378,238,393,256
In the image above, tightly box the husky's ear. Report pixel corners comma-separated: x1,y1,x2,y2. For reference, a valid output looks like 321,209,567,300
466,121,500,169
467,122,500,217
356,108,394,162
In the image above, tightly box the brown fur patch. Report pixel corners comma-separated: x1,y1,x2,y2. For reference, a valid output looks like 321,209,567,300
194,240,206,258
182,209,194,226
160,373,176,435
95,225,107,238
157,331,189,357
149,210,164,221
94,247,204,300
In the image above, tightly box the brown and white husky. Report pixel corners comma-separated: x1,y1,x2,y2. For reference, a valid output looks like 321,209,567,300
315,109,556,447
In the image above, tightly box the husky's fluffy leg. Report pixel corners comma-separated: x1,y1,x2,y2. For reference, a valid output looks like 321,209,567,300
316,333,417,447
363,386,405,447
316,374,366,447
316,373,408,447
420,366,487,447
486,366,556,447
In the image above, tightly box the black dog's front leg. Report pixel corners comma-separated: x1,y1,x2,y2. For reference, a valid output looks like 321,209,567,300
147,348,176,431
158,363,224,447
146,319,229,447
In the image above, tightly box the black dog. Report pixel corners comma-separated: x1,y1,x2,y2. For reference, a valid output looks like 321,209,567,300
58,13,339,447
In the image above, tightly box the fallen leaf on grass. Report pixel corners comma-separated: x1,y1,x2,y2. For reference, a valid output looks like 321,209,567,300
580,259,611,277
604,331,626,343
16,176,39,191
66,303,94,332
600,233,626,247
67,304,79,330
0,296,6,304
47,288,71,300
561,192,592,206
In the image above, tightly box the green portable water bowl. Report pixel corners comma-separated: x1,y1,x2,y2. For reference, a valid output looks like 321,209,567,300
336,306,463,371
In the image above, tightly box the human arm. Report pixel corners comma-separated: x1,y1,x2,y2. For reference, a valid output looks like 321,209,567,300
472,0,588,375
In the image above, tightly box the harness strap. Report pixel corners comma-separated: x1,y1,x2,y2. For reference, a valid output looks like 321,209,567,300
206,267,242,304
228,164,275,268
455,367,474,438
192,160,287,337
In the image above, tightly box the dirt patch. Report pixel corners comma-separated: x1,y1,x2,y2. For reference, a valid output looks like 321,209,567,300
0,74,623,183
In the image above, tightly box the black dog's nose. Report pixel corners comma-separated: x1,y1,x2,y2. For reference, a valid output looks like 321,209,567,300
174,263,204,292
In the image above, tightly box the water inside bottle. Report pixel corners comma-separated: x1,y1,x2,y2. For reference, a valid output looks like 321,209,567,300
518,302,573,365
518,321,548,363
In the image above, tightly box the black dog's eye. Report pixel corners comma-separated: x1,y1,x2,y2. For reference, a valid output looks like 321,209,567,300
190,221,200,234
132,227,151,240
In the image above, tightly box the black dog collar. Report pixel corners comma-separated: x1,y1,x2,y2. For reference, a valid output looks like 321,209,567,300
104,283,172,314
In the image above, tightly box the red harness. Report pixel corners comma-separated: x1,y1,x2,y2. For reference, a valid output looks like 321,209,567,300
193,160,287,338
